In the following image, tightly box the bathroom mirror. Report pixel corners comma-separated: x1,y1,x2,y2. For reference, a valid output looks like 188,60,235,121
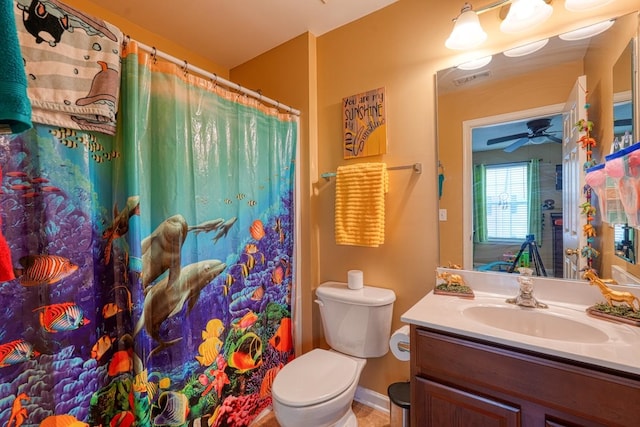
437,12,640,277
614,224,637,264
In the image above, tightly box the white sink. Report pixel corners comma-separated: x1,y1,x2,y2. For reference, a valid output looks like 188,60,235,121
401,269,640,375
462,305,610,343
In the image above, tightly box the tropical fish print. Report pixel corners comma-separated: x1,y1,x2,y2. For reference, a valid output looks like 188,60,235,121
259,364,283,398
269,317,293,353
90,334,114,361
249,219,265,240
33,302,90,333
195,336,223,366
109,411,135,427
133,369,171,401
202,318,225,340
228,332,263,373
40,414,88,427
14,255,78,286
154,391,190,427
232,311,258,331
108,350,134,377
0,339,39,367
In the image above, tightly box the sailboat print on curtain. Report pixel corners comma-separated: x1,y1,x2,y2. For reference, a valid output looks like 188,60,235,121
0,38,297,427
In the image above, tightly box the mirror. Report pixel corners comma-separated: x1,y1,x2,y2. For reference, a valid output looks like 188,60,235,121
614,223,637,264
437,12,640,277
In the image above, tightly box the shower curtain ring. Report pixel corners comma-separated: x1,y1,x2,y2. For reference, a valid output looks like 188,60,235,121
182,60,189,75
151,46,157,64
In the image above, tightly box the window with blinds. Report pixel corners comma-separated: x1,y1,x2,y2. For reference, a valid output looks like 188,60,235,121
485,163,529,240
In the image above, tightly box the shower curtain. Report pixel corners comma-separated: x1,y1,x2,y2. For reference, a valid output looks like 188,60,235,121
0,41,297,427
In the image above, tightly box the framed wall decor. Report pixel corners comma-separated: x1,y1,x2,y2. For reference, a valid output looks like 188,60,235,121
342,87,387,159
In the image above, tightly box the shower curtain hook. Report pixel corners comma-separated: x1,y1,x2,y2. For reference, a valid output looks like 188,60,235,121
151,46,157,64
123,35,130,49
211,73,218,87
182,60,189,76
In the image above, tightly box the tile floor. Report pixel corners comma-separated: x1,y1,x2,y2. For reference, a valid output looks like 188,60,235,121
250,401,390,427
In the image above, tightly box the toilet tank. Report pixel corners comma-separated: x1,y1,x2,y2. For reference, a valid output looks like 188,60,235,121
315,281,396,358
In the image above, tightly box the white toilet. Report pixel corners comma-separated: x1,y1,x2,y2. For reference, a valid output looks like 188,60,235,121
271,281,396,427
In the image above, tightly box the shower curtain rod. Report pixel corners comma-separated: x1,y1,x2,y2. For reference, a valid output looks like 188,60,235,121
128,38,301,116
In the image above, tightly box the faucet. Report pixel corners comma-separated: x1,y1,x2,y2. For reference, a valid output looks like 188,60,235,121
506,268,548,308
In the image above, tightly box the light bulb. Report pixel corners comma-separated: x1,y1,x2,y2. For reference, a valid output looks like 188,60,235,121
500,0,553,34
445,5,487,50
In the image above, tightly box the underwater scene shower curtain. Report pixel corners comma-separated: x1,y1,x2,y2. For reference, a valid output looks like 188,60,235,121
0,42,297,427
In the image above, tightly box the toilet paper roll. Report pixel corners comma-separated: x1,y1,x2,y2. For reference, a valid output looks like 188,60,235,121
347,270,363,290
389,325,411,361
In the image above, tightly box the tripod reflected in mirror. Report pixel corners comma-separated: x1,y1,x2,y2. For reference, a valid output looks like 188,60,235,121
507,234,547,276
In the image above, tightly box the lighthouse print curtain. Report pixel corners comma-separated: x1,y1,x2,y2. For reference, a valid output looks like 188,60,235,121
0,42,297,427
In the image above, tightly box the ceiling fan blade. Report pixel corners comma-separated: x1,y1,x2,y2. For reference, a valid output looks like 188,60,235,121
548,135,562,143
487,132,530,145
503,137,529,153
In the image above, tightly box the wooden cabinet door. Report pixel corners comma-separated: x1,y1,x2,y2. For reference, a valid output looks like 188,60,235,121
415,377,521,427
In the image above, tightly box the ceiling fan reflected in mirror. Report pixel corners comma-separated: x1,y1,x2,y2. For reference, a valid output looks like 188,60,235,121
486,118,562,152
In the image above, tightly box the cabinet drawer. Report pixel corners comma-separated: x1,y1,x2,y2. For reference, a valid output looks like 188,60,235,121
415,377,521,427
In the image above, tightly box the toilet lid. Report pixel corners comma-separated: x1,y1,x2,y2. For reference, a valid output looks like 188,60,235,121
272,349,358,407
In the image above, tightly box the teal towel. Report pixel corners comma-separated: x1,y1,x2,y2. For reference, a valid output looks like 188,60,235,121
0,0,32,135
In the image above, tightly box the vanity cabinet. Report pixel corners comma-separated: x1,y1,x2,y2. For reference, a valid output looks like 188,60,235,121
410,326,640,426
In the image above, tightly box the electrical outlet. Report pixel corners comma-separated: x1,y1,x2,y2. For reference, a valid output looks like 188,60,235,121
439,208,447,221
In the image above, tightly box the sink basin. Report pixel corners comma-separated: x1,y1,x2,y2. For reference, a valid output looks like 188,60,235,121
463,305,610,343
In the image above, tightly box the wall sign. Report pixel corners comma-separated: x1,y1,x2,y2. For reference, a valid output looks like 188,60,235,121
342,87,387,159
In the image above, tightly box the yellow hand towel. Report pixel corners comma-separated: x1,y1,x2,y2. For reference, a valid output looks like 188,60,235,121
335,162,388,247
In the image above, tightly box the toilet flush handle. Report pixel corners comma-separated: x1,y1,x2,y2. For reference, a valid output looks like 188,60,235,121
314,299,324,307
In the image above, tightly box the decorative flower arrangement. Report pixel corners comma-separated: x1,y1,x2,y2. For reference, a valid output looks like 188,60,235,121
575,104,600,269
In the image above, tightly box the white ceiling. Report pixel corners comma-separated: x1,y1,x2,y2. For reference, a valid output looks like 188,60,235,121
84,0,399,69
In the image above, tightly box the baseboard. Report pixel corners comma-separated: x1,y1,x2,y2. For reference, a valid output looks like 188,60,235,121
354,386,390,414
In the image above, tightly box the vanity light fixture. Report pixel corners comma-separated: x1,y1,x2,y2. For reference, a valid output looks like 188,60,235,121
446,0,554,50
457,55,493,70
558,19,615,40
445,3,488,50
503,38,549,57
500,0,553,33
564,0,614,12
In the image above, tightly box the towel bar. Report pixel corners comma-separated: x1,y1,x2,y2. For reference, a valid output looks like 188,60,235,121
321,162,422,180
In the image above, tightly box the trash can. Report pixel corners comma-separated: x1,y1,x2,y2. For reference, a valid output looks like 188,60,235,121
388,381,410,427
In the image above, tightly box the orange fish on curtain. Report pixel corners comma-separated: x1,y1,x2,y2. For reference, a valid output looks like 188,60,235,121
33,302,90,333
14,255,78,286
0,339,40,367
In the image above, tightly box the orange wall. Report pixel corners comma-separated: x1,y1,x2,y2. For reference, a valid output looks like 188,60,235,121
55,0,640,398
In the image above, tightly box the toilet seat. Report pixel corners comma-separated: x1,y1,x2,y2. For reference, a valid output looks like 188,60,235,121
272,349,358,407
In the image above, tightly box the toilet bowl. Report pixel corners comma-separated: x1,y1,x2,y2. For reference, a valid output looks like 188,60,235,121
271,281,396,427
271,348,366,427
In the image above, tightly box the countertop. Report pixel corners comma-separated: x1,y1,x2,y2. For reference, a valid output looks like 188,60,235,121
401,269,640,376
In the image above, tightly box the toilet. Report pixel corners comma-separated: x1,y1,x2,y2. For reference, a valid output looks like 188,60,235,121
271,281,396,427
